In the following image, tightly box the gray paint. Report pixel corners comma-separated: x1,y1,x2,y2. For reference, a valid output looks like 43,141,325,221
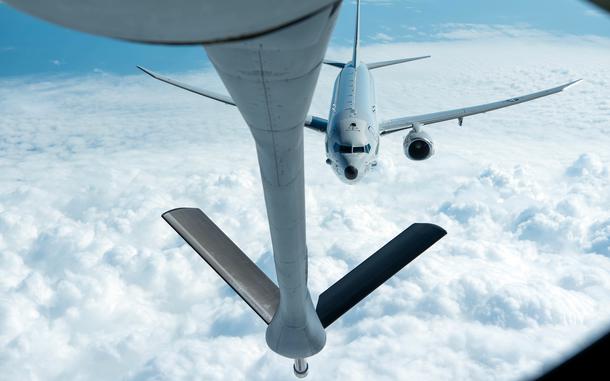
324,62,580,183
321,0,578,185
326,62,379,184
316,223,447,328
378,79,582,135
7,0,341,360
163,208,279,324
204,4,340,358
4,0,337,44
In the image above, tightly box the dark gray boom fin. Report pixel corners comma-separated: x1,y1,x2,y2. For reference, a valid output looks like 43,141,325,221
316,223,446,328
163,208,279,324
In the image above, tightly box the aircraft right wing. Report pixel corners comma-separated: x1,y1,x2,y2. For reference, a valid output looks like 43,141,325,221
379,79,581,135
138,66,328,132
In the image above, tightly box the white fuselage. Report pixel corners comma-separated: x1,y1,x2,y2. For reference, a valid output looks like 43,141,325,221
325,62,379,183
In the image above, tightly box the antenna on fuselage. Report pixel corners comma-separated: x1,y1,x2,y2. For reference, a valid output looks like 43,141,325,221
352,0,361,66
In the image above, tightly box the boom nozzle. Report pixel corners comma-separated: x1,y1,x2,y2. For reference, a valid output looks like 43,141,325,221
293,358,309,378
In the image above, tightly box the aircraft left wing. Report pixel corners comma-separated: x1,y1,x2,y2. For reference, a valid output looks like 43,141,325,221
379,79,581,135
138,66,328,132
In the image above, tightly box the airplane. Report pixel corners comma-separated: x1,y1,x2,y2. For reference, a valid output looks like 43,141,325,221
137,0,580,185
2,0,579,378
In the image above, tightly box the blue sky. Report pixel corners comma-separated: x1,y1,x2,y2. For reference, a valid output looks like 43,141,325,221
1,0,608,77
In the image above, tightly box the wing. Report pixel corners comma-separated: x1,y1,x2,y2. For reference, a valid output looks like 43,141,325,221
137,66,236,105
138,66,328,132
379,80,581,135
4,0,338,44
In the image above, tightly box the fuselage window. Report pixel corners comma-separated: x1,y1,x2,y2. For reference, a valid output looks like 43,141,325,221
353,146,365,153
364,144,371,153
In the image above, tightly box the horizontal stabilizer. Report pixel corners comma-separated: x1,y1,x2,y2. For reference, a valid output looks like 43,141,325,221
304,115,328,133
316,223,446,328
367,55,430,70
163,207,279,324
322,59,345,69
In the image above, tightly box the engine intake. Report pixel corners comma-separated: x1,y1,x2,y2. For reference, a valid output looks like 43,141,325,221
403,130,435,161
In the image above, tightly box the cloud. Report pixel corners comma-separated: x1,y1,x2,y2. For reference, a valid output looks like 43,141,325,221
1,32,610,381
432,23,552,41
370,32,395,42
584,8,605,18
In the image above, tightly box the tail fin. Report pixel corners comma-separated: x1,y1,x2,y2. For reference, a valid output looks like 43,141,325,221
316,223,446,327
352,0,361,66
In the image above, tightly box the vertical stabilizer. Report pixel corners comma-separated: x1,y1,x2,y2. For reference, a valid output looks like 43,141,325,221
352,0,361,66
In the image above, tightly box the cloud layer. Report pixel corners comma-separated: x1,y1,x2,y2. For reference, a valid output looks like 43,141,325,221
1,31,610,380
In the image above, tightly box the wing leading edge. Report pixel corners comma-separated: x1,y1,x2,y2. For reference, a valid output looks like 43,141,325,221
137,66,236,105
138,66,328,132
379,79,581,135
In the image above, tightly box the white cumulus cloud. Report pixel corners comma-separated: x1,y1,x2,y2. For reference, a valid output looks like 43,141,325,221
1,31,610,381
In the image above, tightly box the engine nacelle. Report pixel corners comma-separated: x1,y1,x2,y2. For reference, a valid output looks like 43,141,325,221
403,130,435,161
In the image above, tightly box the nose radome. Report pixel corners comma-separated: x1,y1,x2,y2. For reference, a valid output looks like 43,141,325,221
344,165,358,180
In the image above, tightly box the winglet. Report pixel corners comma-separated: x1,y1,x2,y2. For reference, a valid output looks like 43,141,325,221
136,65,157,78
562,79,583,90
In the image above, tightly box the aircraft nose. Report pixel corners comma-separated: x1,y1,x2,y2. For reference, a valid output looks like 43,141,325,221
344,165,358,180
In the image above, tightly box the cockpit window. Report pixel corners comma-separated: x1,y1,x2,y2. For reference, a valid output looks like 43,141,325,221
334,143,352,153
334,143,371,154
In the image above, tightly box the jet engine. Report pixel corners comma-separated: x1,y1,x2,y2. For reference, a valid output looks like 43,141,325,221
403,130,435,161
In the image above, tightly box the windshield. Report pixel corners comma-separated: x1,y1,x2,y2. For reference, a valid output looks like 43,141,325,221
333,143,371,154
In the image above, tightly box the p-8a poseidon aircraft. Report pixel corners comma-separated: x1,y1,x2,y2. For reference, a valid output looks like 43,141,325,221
320,9,579,184
139,0,579,185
